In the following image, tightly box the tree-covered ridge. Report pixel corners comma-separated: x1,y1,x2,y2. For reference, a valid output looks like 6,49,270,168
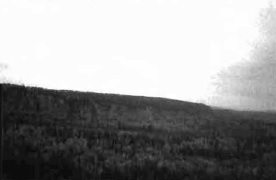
2,84,276,180
3,83,214,132
3,83,212,112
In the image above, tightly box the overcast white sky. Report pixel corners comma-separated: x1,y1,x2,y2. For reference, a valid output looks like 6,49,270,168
0,0,271,109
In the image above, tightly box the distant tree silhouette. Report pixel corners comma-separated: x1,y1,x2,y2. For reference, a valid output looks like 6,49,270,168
215,2,276,110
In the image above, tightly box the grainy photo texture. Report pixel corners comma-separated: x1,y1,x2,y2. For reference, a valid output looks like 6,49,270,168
1,0,276,180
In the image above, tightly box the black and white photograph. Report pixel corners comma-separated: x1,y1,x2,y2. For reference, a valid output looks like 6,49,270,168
1,0,276,179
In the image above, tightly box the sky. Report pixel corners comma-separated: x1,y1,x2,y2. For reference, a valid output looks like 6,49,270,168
0,0,274,110
212,2,276,111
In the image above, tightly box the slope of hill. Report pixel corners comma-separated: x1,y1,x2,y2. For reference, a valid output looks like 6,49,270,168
2,84,276,180
3,83,215,133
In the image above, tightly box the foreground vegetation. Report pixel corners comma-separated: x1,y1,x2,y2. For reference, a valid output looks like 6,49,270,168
2,84,276,180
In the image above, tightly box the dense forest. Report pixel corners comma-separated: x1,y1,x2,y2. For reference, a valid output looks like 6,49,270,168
2,84,276,180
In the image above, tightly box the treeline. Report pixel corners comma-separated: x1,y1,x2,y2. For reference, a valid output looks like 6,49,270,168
3,83,212,113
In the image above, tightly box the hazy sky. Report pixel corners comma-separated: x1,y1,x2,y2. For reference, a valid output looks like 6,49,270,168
212,2,276,111
0,0,273,110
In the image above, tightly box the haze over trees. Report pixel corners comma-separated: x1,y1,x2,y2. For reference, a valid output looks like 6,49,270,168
214,3,276,111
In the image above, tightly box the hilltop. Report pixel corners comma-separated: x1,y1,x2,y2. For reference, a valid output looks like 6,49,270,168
3,83,215,133
2,83,276,180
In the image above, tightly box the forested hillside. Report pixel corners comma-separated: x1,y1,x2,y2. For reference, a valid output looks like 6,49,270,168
2,84,276,180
